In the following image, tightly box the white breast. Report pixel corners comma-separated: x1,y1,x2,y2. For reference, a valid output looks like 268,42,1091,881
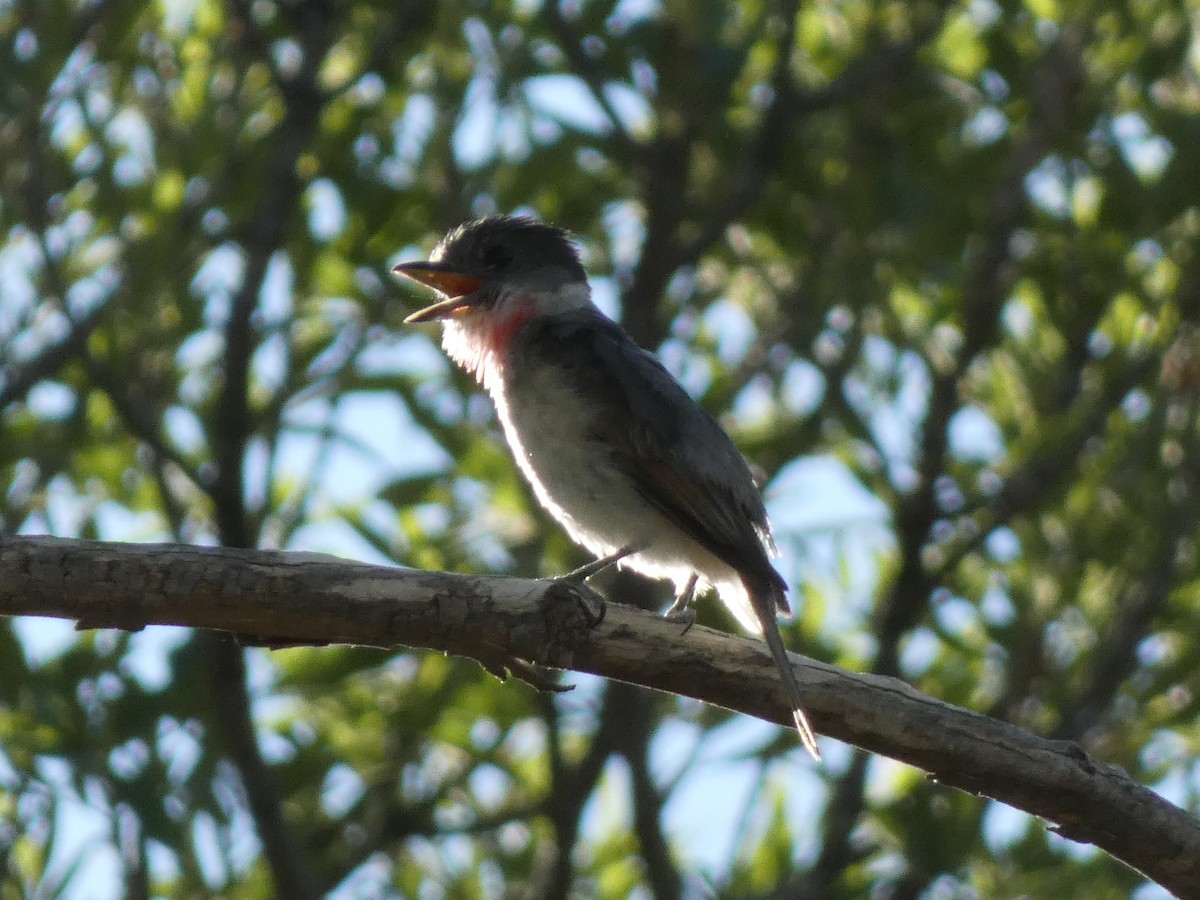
440,317,760,633
492,361,636,554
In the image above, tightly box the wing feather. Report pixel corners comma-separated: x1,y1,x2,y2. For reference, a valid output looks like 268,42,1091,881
524,312,788,607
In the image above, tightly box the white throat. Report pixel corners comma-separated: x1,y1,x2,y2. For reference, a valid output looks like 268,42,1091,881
439,280,592,394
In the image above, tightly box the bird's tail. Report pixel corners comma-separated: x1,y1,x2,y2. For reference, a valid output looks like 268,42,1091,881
744,575,821,762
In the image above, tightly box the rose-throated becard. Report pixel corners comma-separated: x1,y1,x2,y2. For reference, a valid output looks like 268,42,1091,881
394,215,819,760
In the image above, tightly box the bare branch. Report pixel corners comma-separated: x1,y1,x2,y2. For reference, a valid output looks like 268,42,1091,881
0,535,1197,896
203,632,323,899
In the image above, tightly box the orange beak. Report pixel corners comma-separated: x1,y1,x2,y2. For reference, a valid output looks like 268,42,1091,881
393,262,486,323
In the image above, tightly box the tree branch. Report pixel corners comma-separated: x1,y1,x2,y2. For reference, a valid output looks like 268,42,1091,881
202,632,322,898
0,534,1197,897
0,297,111,409
541,1,636,153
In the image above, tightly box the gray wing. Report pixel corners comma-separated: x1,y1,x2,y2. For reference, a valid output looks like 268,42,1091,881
525,312,788,606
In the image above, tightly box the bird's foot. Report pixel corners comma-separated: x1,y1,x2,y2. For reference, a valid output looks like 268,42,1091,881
536,577,607,674
663,573,699,634
663,607,696,635
572,581,607,628
561,545,639,584
545,576,607,628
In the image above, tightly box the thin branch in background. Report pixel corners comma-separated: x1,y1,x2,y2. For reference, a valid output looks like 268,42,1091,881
535,685,623,900
668,0,804,269
871,25,1087,677
203,633,323,899
264,415,341,550
16,215,213,514
210,1,331,546
360,4,436,81
116,804,149,900
609,683,681,900
676,19,935,268
541,0,637,155
0,299,111,409
260,320,374,547
147,450,190,542
1052,395,1200,740
81,354,207,491
933,353,1160,580
790,750,872,899
272,316,369,420
198,5,339,896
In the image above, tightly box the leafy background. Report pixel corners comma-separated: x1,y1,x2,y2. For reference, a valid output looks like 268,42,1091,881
1,0,1198,896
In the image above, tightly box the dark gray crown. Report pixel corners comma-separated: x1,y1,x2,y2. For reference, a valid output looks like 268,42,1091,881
433,216,586,282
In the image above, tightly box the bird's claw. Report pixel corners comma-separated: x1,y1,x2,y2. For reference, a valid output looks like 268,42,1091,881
574,583,607,628
663,607,696,635
662,573,699,634
547,576,607,628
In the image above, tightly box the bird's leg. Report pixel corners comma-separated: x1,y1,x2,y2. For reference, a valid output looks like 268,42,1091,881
552,546,640,632
664,573,699,633
560,545,639,583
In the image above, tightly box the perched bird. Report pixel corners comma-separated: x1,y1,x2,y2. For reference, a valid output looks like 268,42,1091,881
394,215,819,759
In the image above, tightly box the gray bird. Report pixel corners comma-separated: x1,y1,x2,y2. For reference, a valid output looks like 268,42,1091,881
394,215,819,759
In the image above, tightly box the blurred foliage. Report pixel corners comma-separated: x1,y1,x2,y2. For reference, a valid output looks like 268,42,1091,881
1,0,1199,896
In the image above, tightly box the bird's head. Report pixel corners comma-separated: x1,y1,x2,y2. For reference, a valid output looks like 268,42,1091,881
394,216,591,331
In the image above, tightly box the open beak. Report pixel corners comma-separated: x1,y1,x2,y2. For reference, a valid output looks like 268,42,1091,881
393,262,485,323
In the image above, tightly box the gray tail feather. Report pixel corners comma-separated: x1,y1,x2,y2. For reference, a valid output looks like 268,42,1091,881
745,576,821,762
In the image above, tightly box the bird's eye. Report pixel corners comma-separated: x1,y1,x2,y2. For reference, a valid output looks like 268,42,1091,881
481,244,512,271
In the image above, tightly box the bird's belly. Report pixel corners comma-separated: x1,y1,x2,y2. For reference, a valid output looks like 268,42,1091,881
497,378,649,549
491,371,739,594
